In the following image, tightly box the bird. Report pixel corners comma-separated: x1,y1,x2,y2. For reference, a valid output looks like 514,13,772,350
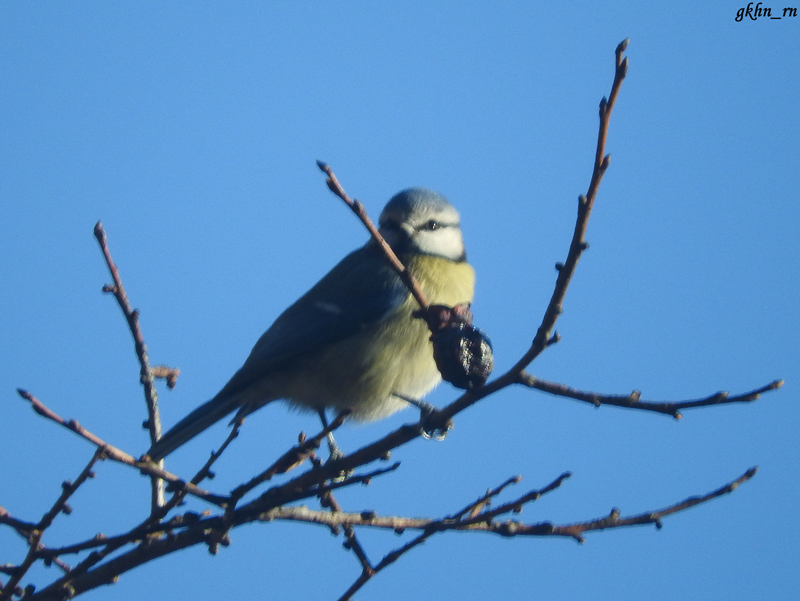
146,187,475,461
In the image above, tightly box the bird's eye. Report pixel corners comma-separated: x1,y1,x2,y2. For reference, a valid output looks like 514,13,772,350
422,220,440,231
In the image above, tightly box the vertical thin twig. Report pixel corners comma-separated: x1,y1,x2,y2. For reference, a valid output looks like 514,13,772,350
513,38,629,373
93,222,165,510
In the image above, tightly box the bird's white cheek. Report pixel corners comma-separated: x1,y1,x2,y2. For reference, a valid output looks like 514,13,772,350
415,230,464,260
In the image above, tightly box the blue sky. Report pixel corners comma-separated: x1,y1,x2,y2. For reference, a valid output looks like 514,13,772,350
1,2,798,600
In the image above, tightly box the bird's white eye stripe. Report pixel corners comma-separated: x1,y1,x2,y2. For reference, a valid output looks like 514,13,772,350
419,220,458,232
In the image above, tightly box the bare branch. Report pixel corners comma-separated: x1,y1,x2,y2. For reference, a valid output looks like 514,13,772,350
452,475,522,520
146,419,244,524
509,38,629,374
18,464,755,599
547,467,758,542
260,467,755,542
455,472,571,529
316,160,429,310
520,373,785,418
334,472,569,600
319,490,374,579
418,39,632,430
0,449,103,601
16,389,226,507
0,508,35,539
230,412,348,504
94,221,168,510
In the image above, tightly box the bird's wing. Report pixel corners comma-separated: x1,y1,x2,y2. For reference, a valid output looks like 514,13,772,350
216,245,408,399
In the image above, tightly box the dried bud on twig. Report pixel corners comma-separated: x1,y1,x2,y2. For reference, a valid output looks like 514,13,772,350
417,304,494,390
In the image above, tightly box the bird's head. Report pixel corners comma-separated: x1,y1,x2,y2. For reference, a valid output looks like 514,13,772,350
378,188,466,262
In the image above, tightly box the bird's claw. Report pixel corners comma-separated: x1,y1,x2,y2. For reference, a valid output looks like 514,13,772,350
393,393,452,440
418,405,452,441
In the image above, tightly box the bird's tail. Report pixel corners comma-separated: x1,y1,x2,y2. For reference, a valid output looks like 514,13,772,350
146,395,238,462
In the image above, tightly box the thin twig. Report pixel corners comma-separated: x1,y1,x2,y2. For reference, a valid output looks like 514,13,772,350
260,467,755,541
320,491,374,578
452,475,522,520
94,221,169,510
510,38,629,374
230,412,348,504
417,39,631,430
0,509,73,574
316,161,429,310
454,472,571,529
520,374,784,418
0,508,35,539
17,389,226,506
0,449,103,601
548,467,759,542
330,465,754,600
336,472,568,600
147,419,244,523
37,464,400,564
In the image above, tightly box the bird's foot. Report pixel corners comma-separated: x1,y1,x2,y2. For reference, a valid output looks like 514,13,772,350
393,394,453,440
322,431,353,481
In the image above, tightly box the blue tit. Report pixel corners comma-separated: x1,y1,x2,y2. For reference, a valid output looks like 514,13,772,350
147,188,475,461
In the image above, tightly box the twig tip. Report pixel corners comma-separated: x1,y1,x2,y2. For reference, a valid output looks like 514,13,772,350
93,221,106,242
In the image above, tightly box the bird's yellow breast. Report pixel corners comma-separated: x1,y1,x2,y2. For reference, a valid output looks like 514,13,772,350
284,256,475,420
408,254,475,307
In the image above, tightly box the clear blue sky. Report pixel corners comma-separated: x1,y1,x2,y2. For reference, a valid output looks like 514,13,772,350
1,2,798,600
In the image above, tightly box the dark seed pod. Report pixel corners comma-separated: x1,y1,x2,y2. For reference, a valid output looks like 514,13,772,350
432,323,494,389
419,304,493,390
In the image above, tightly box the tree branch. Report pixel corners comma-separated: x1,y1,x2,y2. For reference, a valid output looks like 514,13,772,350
16,389,226,507
256,467,755,541
316,160,430,311
512,38,629,373
520,373,785,418
94,221,170,511
0,449,103,601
